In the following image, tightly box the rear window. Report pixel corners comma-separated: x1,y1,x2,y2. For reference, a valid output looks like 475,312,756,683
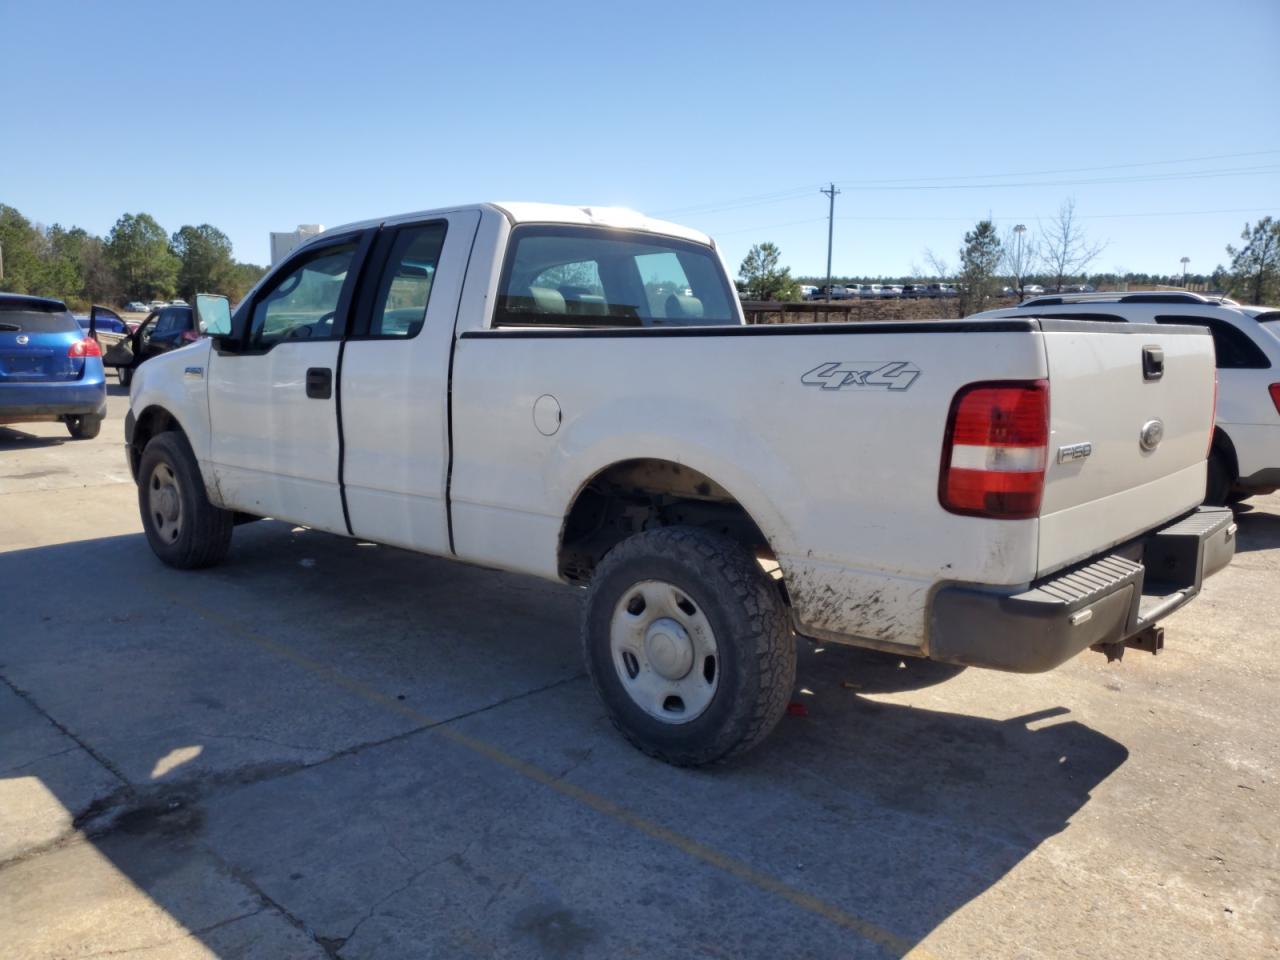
1155,314,1271,369
494,225,737,328
0,302,79,334
1254,311,1280,337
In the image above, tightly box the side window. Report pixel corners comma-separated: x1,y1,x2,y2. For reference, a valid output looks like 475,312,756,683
367,223,448,338
250,243,358,348
153,310,179,336
1156,315,1271,369
494,225,737,328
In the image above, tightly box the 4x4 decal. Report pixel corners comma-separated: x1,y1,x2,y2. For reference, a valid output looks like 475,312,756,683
801,360,921,391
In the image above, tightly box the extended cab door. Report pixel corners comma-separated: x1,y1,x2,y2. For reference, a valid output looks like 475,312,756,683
339,210,480,554
207,231,371,533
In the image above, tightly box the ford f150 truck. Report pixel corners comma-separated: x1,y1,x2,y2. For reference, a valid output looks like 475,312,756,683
124,202,1235,765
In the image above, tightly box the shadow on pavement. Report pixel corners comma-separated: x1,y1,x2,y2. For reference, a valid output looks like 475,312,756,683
0,426,67,450
1233,502,1280,553
0,525,1128,958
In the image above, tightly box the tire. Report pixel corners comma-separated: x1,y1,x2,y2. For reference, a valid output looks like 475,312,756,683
582,527,795,767
137,431,233,569
1205,450,1232,507
118,367,133,387
66,414,102,440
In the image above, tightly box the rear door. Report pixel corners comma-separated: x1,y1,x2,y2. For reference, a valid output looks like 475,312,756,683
0,302,83,383
339,210,479,554
207,231,372,533
1036,320,1216,574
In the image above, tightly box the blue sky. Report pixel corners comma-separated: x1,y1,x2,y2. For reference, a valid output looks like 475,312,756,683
3,0,1278,278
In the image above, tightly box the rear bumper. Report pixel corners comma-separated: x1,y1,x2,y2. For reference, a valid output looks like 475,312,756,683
928,506,1236,673
0,376,107,422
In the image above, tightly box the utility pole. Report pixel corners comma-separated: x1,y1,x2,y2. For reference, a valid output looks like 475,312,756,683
821,182,840,301
1013,224,1027,299
1180,256,1190,288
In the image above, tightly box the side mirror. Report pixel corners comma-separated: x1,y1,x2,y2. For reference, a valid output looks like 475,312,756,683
195,293,232,337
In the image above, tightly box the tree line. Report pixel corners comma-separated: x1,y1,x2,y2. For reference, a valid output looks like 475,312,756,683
739,202,1280,311
0,203,267,310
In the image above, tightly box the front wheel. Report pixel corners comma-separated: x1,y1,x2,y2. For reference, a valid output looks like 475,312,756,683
582,527,796,766
66,414,102,440
137,431,233,569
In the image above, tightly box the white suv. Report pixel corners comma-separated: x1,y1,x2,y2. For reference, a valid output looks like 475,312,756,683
971,292,1280,504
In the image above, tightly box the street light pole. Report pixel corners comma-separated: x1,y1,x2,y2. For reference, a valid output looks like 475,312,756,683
821,183,840,301
1013,224,1027,298
1180,256,1190,288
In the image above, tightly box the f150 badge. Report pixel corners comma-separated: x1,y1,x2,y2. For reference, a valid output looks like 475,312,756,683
801,360,921,391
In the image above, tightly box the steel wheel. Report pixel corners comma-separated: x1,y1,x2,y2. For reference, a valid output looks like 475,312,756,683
609,579,719,724
148,461,183,545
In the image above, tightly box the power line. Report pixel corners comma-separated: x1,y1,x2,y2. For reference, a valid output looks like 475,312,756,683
713,206,1278,238
833,148,1280,185
651,148,1280,220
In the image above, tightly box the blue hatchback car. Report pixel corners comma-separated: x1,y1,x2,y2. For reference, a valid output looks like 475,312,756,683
0,293,108,439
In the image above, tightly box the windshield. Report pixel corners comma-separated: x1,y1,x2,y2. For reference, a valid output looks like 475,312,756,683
494,225,737,328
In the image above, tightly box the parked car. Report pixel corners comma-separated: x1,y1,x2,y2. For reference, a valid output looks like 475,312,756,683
1022,284,1045,297
124,301,148,313
970,290,1280,504
103,303,203,386
798,284,819,300
76,307,127,335
925,283,958,298
901,284,927,299
858,283,881,298
0,293,107,439
121,202,1234,766
879,284,903,299
815,284,853,300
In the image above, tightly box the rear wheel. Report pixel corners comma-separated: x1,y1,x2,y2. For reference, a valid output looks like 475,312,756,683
138,432,233,569
582,527,795,766
1205,450,1232,506
66,414,102,440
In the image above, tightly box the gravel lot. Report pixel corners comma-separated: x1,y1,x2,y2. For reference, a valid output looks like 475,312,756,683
1,386,1277,959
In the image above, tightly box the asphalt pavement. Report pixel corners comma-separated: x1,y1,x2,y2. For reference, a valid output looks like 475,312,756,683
1,386,1276,959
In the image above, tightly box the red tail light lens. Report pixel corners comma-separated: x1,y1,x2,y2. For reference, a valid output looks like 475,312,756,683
940,380,1049,519
1269,383,1280,416
68,338,103,358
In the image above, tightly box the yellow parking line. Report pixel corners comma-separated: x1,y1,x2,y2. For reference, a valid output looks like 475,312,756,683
171,595,937,960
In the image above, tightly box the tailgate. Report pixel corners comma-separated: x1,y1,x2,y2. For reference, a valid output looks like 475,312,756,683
1037,320,1215,575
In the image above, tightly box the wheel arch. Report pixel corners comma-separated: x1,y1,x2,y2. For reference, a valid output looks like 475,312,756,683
1211,426,1239,483
557,456,788,590
128,404,195,481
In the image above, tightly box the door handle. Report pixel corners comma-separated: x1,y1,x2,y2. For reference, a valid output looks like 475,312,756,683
1142,345,1164,382
305,367,332,399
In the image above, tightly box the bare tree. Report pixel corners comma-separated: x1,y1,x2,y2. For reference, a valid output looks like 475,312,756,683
1000,225,1038,300
923,248,951,280
1039,198,1106,292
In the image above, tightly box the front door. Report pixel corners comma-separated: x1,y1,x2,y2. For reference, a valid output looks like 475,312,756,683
207,232,369,533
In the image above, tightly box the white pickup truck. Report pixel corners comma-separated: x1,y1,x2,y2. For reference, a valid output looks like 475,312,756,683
125,202,1235,765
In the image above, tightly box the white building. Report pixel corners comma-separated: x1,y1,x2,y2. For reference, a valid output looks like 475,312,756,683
269,224,324,265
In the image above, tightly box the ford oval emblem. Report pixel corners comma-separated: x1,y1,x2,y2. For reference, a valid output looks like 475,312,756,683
16,334,28,345
1139,419,1164,452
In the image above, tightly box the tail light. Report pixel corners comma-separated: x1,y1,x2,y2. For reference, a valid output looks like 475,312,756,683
181,329,201,343
940,380,1049,519
68,338,103,358
1269,383,1280,416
